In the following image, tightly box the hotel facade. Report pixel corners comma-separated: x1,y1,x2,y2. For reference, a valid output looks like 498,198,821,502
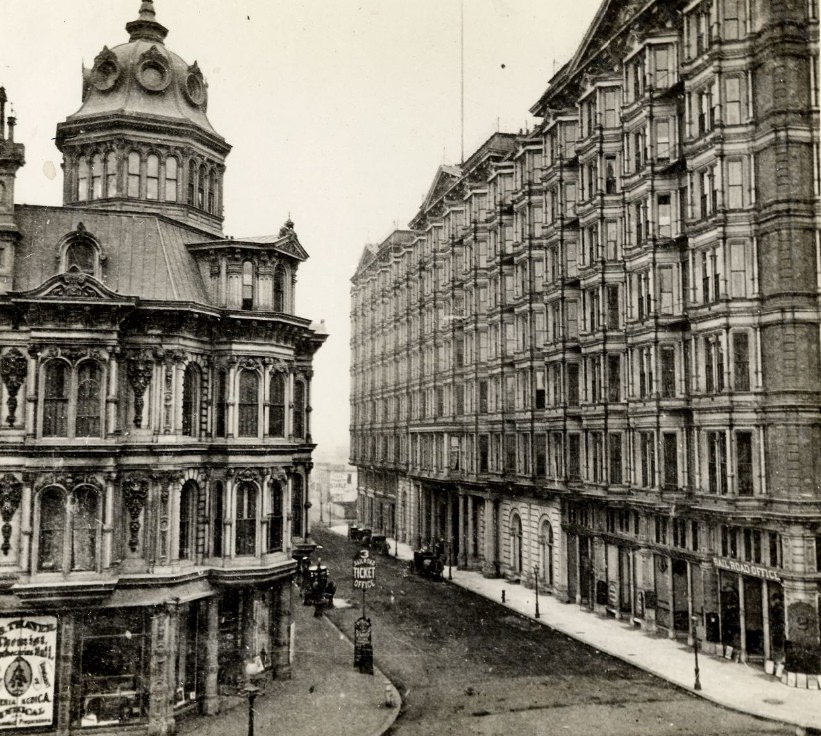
351,0,821,680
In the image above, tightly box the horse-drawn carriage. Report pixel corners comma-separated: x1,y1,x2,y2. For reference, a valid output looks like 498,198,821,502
408,543,445,580
348,525,390,555
302,563,337,612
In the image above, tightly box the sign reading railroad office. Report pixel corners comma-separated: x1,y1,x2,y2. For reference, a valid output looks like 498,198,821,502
712,557,781,582
0,615,57,730
352,549,376,590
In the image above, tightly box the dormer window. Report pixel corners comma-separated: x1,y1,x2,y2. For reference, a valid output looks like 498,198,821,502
61,228,103,278
77,159,89,202
91,154,104,199
66,240,96,274
106,151,118,197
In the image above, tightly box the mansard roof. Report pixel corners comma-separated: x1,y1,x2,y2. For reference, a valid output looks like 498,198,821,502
531,0,683,115
12,205,211,304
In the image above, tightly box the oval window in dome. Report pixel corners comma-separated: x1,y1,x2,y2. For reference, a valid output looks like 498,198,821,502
184,73,206,106
92,59,120,92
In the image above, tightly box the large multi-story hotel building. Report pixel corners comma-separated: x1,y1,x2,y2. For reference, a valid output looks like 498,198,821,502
351,0,821,680
0,2,325,733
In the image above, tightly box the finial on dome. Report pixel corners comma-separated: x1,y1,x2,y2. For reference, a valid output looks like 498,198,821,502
126,0,169,44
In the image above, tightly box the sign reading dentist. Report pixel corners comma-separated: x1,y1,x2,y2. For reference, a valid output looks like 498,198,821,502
0,616,57,730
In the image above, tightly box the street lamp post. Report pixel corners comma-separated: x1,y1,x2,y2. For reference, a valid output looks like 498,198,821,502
448,537,453,580
692,615,702,691
533,563,540,618
244,659,263,736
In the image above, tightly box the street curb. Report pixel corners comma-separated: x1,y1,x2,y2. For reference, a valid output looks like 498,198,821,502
318,610,402,736
446,577,809,734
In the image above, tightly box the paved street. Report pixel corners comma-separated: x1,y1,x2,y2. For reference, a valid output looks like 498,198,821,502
315,527,792,736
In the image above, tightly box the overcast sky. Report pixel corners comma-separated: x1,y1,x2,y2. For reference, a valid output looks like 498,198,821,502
2,0,601,461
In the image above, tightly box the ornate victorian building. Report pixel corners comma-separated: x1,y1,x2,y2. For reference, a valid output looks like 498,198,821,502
0,2,325,733
351,0,821,685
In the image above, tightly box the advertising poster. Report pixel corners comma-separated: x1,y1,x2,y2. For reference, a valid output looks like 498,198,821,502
0,616,57,730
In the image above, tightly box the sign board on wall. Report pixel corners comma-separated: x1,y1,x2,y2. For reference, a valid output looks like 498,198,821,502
0,616,57,730
712,556,781,582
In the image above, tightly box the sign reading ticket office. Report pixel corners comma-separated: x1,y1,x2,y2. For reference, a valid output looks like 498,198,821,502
0,616,57,730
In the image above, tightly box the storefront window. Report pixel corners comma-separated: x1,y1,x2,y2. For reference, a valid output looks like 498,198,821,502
75,609,148,727
174,602,205,708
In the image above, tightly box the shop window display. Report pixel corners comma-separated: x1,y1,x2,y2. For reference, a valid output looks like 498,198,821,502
75,608,148,728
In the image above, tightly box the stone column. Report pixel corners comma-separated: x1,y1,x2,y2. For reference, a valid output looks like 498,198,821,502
428,489,435,545
24,349,37,438
458,492,467,566
19,477,32,572
446,492,454,564
466,495,475,566
273,582,293,680
102,472,115,569
54,613,75,736
106,350,119,436
147,605,171,736
482,497,498,578
203,595,220,715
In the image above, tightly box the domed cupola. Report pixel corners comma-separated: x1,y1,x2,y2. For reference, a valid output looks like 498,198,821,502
55,1,231,236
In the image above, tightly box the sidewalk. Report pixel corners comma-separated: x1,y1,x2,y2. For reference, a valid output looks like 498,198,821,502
178,582,400,736
332,524,821,734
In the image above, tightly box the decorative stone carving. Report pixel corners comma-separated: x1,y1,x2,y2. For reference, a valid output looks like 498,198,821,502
0,474,23,555
34,472,103,493
236,467,262,483
0,348,27,427
122,474,150,552
127,352,153,428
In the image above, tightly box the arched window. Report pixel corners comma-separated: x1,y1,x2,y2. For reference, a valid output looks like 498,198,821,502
241,260,254,310
91,153,104,200
268,373,285,437
541,520,554,587
273,265,286,312
187,163,196,204
77,158,89,201
105,151,118,197
164,156,178,201
208,169,216,213
66,240,96,275
127,151,141,198
511,513,523,574
179,481,197,560
72,486,99,571
197,163,206,209
182,363,200,437
214,369,227,438
267,480,284,552
238,370,259,437
211,481,224,557
146,154,159,200
43,361,69,437
235,481,257,555
291,475,304,538
75,361,102,437
293,380,305,439
38,487,66,570
37,485,101,573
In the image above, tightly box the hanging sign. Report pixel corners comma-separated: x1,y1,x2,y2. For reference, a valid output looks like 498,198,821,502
0,616,57,730
352,549,376,590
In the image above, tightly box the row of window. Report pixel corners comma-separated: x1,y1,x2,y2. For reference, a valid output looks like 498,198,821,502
16,358,308,440
74,150,221,214
353,427,760,497
353,327,755,425
33,476,305,574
